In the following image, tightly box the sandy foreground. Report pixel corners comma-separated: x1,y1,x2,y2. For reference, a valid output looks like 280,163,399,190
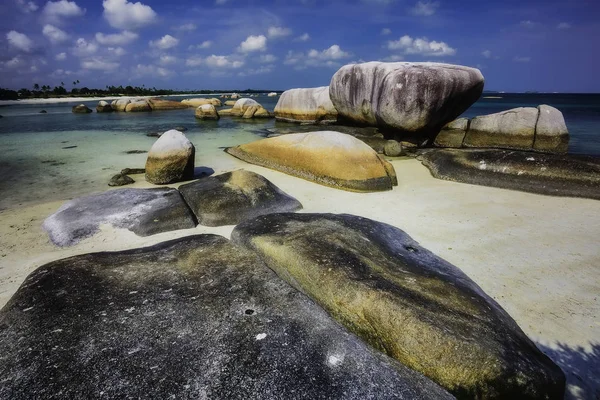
0,93,218,106
0,158,598,399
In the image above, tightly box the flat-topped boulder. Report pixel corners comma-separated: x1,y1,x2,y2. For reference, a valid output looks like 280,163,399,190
194,104,219,120
72,104,92,114
125,100,152,112
274,86,338,124
145,129,195,184
420,148,600,200
179,170,302,226
42,187,196,246
0,235,451,399
226,131,397,192
329,62,484,139
182,98,222,107
232,213,566,399
464,107,538,150
148,98,189,111
96,100,113,113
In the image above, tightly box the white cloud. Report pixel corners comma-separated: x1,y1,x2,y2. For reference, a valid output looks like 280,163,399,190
72,38,98,57
185,56,203,67
205,54,244,69
267,26,292,39
411,1,439,16
6,31,34,52
1,56,26,69
159,54,177,65
102,0,157,30
387,35,456,56
285,45,351,69
294,33,310,42
81,58,119,71
43,0,85,21
176,23,196,32
557,22,571,30
482,50,492,59
238,35,267,53
188,40,212,50
258,54,277,63
381,28,392,35
95,30,138,46
149,34,179,49
108,46,126,56
133,64,173,78
308,45,351,60
42,24,69,44
238,65,274,77
513,56,531,63
55,52,67,60
17,0,38,13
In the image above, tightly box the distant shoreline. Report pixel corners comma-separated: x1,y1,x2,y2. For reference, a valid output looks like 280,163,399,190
0,93,222,106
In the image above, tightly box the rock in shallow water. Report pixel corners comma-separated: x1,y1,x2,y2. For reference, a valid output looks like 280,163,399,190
274,86,338,124
179,170,302,226
226,131,397,192
231,213,566,399
145,129,195,184
108,173,134,187
42,188,197,246
420,148,600,200
72,104,92,114
0,235,451,399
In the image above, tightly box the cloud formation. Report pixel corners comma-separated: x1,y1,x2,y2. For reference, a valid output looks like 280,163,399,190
43,25,70,44
7,31,34,52
411,1,439,16
238,35,267,53
95,31,139,46
102,0,157,30
387,35,456,56
149,35,179,50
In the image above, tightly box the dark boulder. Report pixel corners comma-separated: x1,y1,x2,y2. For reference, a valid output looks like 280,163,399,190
420,148,600,200
0,235,451,400
72,104,92,114
179,170,302,226
39,110,47,114
42,188,197,246
232,213,566,399
120,167,145,175
108,173,135,187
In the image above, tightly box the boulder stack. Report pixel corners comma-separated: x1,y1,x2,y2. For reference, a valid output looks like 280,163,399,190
111,98,131,112
145,130,195,184
194,104,219,120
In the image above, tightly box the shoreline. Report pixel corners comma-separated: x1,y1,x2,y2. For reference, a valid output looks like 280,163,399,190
0,93,225,106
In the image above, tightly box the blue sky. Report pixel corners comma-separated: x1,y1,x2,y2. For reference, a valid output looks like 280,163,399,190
0,0,598,92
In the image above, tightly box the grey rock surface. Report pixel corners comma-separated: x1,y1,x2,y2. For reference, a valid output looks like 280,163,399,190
274,86,338,124
232,213,566,399
420,148,600,200
108,173,134,187
42,188,197,246
534,105,569,153
145,129,195,185
434,118,469,148
179,170,302,226
463,107,538,150
0,235,452,400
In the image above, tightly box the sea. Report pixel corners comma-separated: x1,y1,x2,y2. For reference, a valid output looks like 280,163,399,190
0,93,598,211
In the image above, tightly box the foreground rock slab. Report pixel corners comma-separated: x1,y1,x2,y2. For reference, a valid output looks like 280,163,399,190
226,131,397,192
274,86,338,124
179,170,302,226
421,148,600,200
0,235,451,399
329,62,484,139
145,129,195,184
42,188,197,246
232,213,566,399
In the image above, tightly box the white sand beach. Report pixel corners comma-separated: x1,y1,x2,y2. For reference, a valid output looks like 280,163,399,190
0,93,220,106
0,156,598,398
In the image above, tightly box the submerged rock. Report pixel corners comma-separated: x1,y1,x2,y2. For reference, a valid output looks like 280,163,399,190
274,86,338,124
72,104,92,114
420,148,600,200
108,173,134,187
96,100,113,113
464,107,538,150
182,98,222,107
232,213,566,399
145,130,195,185
226,131,397,192
148,98,189,111
42,188,197,246
0,235,451,400
329,62,484,139
39,110,47,114
195,104,219,120
434,118,469,148
179,170,302,226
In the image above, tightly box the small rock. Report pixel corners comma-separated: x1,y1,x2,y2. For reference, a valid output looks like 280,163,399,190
108,174,135,187
383,140,403,157
39,110,47,114
125,150,147,154
120,168,145,175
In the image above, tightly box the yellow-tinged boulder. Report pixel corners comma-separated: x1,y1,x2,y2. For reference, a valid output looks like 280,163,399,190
125,100,152,112
148,98,189,110
182,98,222,107
195,104,219,120
145,130,195,184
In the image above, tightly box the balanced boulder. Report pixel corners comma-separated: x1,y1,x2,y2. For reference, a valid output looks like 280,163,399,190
71,104,92,114
230,98,270,118
179,170,302,226
182,98,222,107
194,104,219,120
96,100,113,113
274,86,338,124
434,118,469,148
125,100,152,112
148,98,189,111
226,131,397,192
0,235,451,399
534,105,569,153
329,62,484,139
232,213,566,399
421,148,600,200
464,107,538,150
145,129,195,184
42,188,196,246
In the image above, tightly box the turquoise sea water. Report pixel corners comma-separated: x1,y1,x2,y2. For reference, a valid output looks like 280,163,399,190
0,93,598,211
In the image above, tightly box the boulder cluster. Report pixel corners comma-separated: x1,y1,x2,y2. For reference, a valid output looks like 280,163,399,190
206,98,272,119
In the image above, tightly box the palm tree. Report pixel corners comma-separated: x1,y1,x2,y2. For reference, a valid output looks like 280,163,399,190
33,83,39,91
60,82,65,87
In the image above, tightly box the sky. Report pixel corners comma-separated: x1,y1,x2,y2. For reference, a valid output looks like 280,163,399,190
0,0,598,92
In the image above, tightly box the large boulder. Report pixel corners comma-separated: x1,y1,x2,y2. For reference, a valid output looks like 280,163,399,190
71,104,92,114
125,100,152,112
232,213,567,399
434,118,469,148
463,107,538,150
179,170,302,226
148,98,189,111
0,235,452,400
420,148,600,200
111,98,131,112
42,188,197,246
96,100,113,113
145,130,195,184
182,98,222,107
274,86,338,124
329,62,484,139
534,105,569,153
226,131,397,192
194,104,219,120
